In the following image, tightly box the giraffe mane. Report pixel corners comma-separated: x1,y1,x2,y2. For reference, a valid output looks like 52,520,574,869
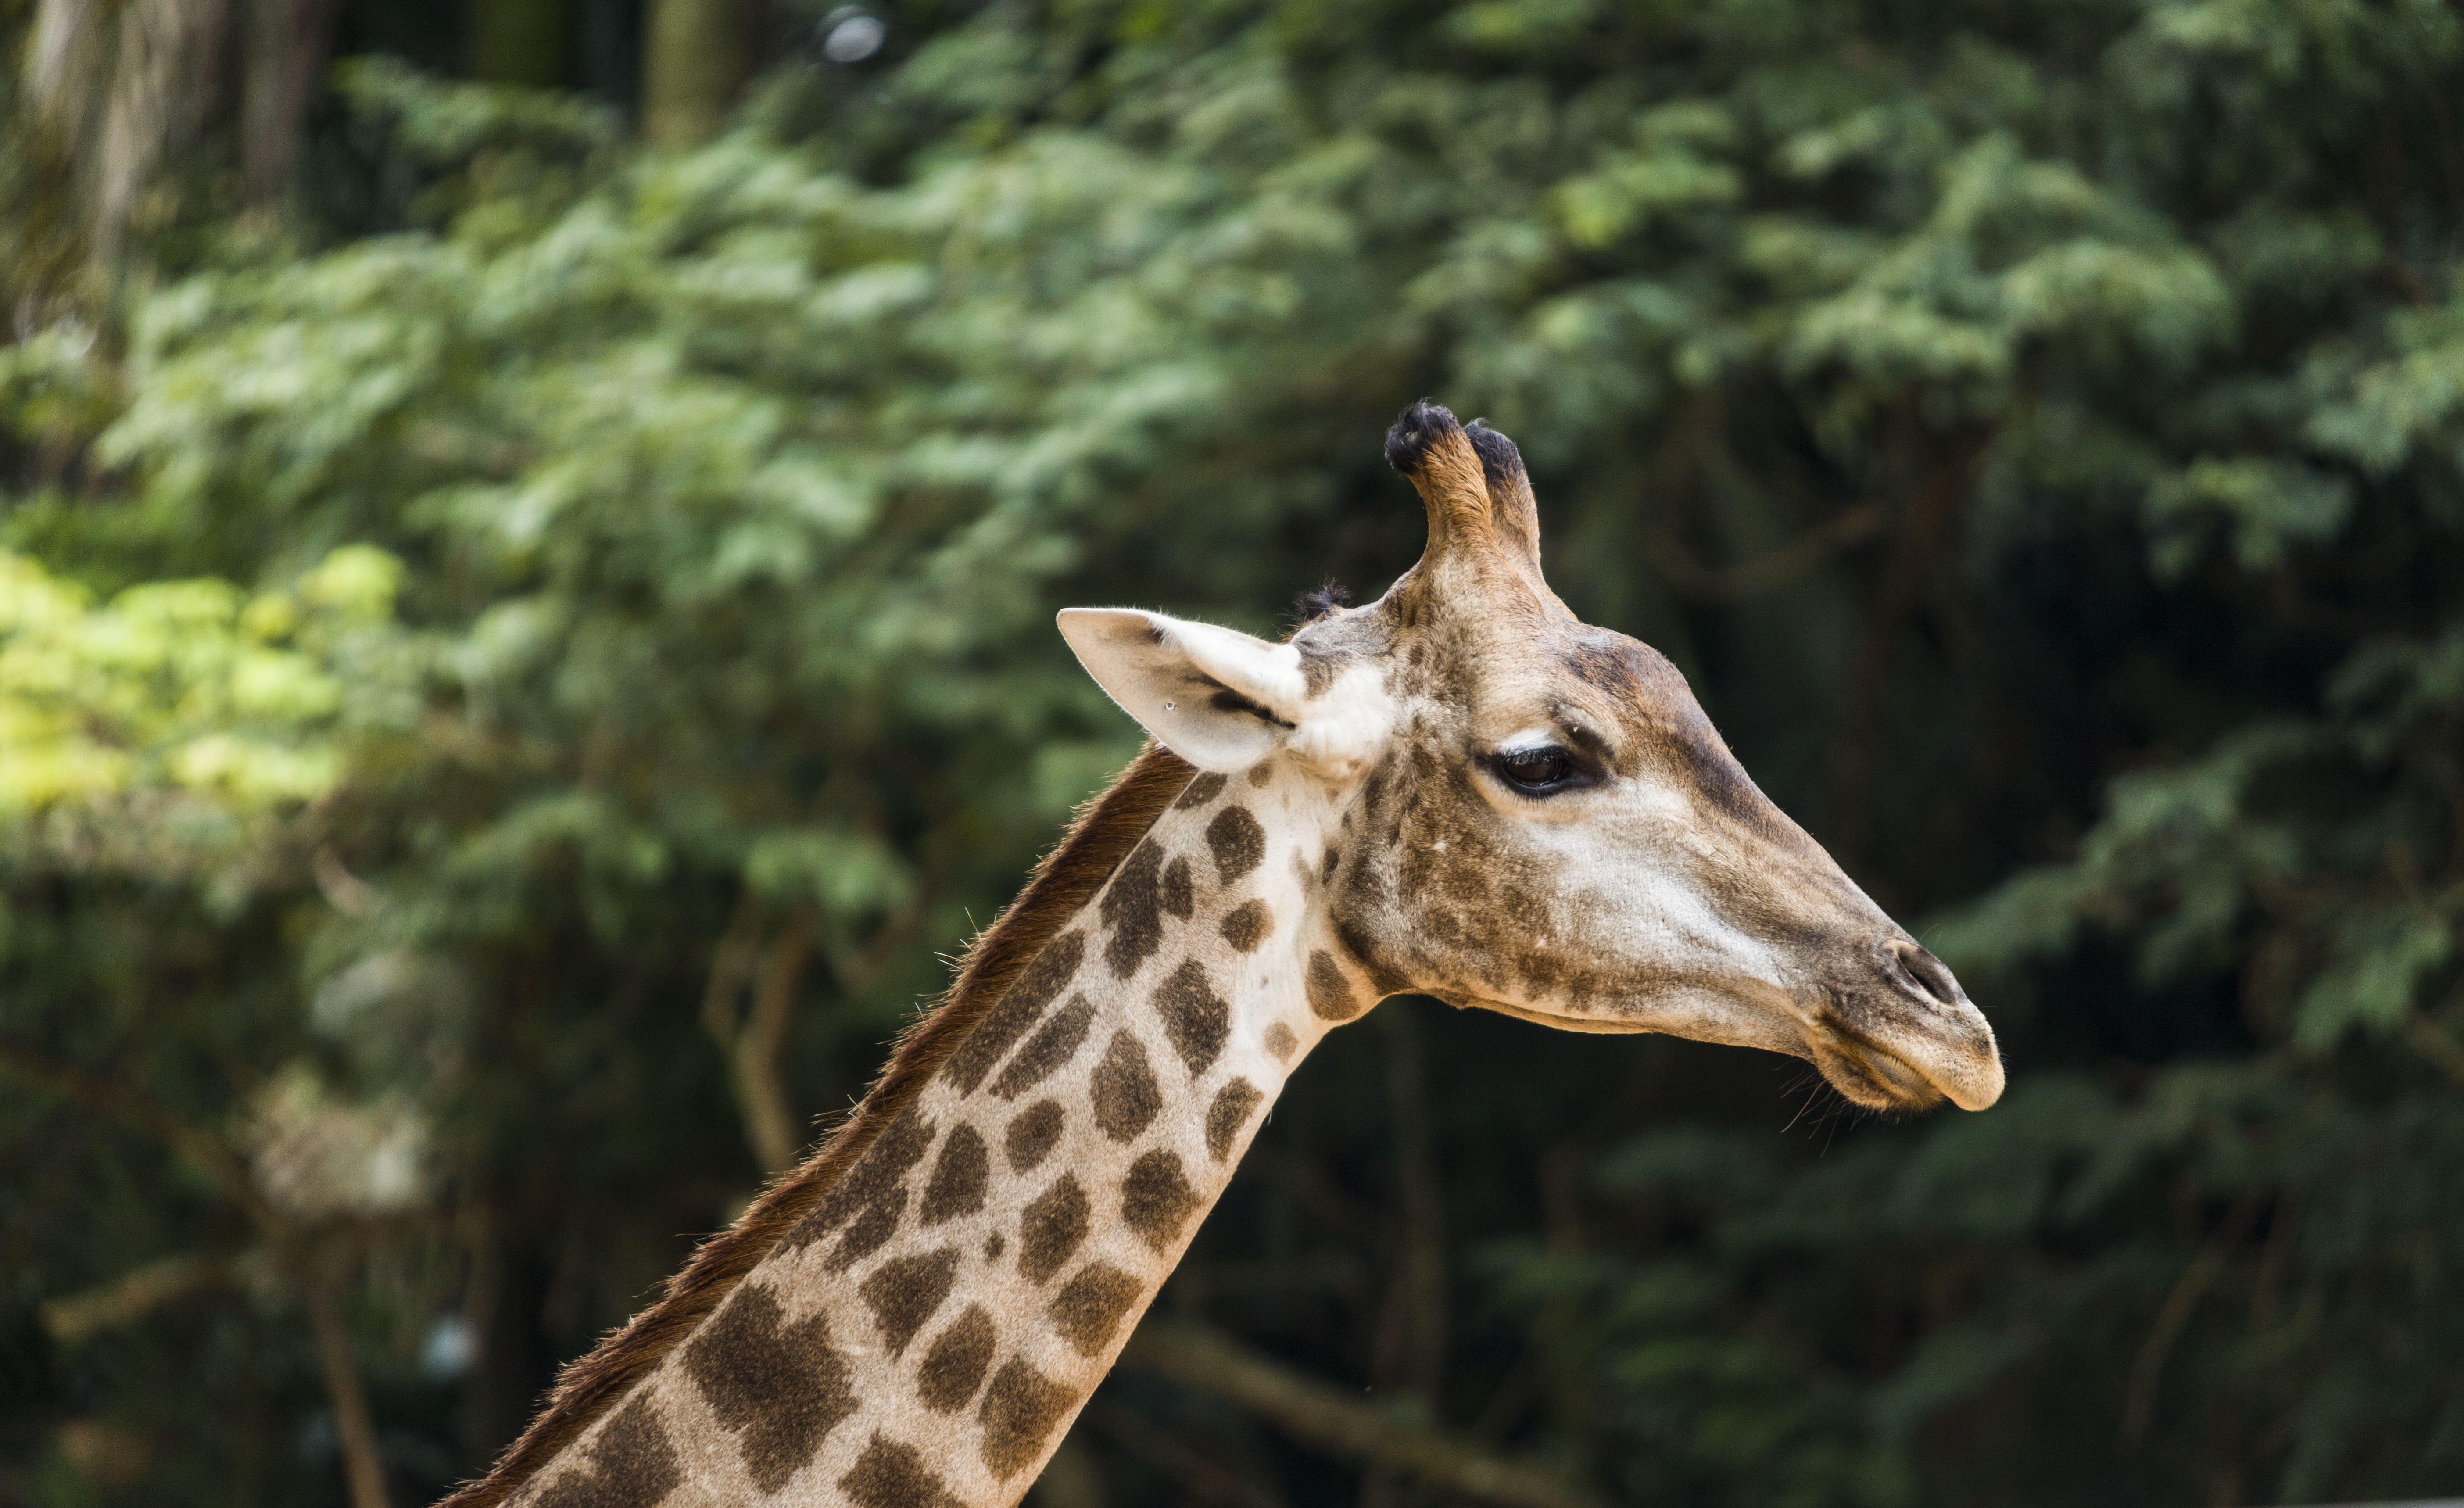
438,741,1197,1508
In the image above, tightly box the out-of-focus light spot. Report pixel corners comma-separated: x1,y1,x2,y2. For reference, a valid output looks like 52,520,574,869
421,1314,475,1378
821,9,885,62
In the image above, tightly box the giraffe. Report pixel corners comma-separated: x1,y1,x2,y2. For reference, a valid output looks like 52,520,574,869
443,402,2004,1508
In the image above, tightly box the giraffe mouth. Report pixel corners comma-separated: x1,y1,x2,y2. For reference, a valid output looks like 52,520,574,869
1805,1009,2003,1113
1805,1026,1948,1111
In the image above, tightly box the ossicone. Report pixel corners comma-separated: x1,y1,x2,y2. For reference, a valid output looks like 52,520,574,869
1382,399,1543,578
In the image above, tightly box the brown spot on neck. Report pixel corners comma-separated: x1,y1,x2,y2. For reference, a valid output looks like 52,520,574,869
941,930,1087,1095
1049,1263,1144,1357
1306,949,1368,1022
860,1247,960,1357
1100,839,1171,978
1219,899,1272,952
978,1358,1075,1479
840,1433,963,1508
1152,958,1230,1076
1206,806,1267,884
1005,1100,1064,1173
1121,1150,1201,1250
1019,1173,1091,1282
682,1286,856,1493
915,1305,997,1414
529,1393,678,1508
989,994,1096,1100
1174,771,1228,809
918,1126,988,1225
1206,1078,1264,1160
1090,1030,1163,1143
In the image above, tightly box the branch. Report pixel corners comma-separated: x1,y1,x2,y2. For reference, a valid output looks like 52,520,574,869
0,1038,267,1223
1120,1322,1608,1508
42,1250,255,1344
734,918,811,1175
305,1265,394,1508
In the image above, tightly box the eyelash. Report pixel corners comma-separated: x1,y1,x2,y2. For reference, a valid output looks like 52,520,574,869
1491,745,1589,795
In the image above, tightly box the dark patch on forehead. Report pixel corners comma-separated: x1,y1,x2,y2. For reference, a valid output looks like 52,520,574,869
1160,856,1194,919
531,1391,679,1508
1019,1173,1090,1282
979,1357,1075,1480
1563,634,1651,697
1175,771,1228,810
916,1304,998,1414
1306,949,1368,1022
1670,715,1781,832
1206,806,1266,884
840,1432,963,1508
786,1107,935,1252
1090,1030,1162,1143
1219,899,1272,952
683,1285,856,1493
942,930,1086,1093
991,993,1096,1100
1563,634,1784,833
1005,1099,1064,1173
1050,1261,1145,1358
1153,958,1230,1076
1206,1078,1264,1161
1101,840,1169,978
918,1125,989,1225
1263,1021,1297,1061
860,1247,960,1358
1299,645,1343,697
1121,1150,1201,1250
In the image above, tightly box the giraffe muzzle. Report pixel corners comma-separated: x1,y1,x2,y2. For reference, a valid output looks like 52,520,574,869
1807,939,2005,1112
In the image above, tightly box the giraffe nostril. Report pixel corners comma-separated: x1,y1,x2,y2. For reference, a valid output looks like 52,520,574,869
1888,939,1963,1007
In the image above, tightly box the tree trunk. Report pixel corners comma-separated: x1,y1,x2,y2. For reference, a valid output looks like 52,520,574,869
240,0,335,211
641,0,745,147
468,0,571,87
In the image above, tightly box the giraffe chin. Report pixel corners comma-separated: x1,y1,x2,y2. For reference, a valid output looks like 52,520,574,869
1806,1021,2004,1114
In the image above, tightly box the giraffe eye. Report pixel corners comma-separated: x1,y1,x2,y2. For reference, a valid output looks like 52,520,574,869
1492,745,1580,795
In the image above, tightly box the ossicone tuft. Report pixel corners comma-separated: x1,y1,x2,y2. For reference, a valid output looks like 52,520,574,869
1463,419,1526,489
1294,580,1352,624
1383,399,1464,478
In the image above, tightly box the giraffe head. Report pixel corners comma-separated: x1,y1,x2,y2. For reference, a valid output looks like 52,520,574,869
1059,402,2002,1114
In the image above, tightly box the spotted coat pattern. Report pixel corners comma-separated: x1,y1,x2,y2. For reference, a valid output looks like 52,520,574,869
505,768,1336,1508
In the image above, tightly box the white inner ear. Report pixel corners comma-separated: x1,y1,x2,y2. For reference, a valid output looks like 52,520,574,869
1057,608,1307,774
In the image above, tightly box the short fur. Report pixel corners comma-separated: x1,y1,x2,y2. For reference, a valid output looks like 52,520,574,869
438,744,1196,1508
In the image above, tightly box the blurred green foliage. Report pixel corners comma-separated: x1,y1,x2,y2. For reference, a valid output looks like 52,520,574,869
4,0,2463,1504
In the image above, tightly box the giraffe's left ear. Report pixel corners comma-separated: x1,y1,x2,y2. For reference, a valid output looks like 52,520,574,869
1057,608,1309,773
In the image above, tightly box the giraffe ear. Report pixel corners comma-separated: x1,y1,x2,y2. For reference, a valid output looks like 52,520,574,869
1057,608,1306,773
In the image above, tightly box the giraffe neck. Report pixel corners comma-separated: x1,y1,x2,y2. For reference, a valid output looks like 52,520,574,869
518,759,1373,1508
